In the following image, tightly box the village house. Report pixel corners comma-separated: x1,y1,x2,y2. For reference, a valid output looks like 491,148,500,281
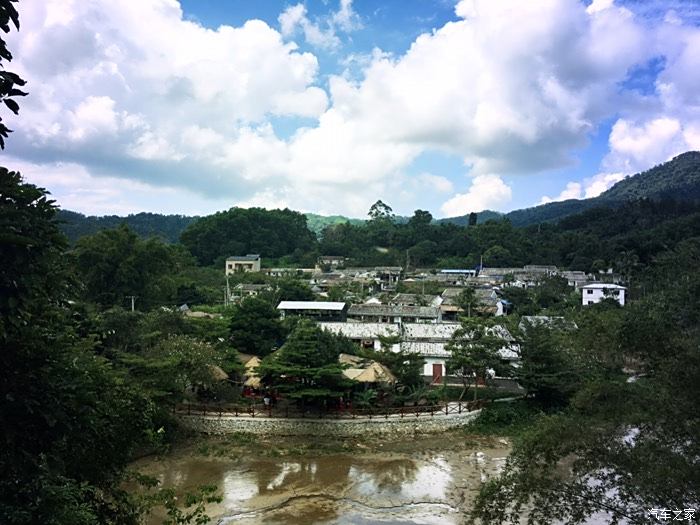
373,266,403,291
316,255,346,271
581,283,627,306
277,300,349,321
262,268,313,278
225,254,261,274
389,293,441,307
560,270,589,289
231,283,272,302
347,304,442,324
320,322,400,351
438,288,464,321
319,320,518,385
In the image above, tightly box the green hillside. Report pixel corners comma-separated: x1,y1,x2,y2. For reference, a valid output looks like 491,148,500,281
56,151,700,242
437,209,503,226
600,150,700,202
57,210,199,243
506,150,700,226
304,213,365,235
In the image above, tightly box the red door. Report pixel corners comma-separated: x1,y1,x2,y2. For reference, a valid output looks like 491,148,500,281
432,363,443,384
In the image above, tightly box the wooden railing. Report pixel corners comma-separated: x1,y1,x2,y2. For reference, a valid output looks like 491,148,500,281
174,399,488,420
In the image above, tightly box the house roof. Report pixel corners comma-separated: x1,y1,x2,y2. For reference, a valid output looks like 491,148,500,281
401,341,450,356
519,316,578,331
348,304,440,318
277,301,347,311
227,254,260,261
581,283,626,290
320,322,400,339
403,322,461,340
234,283,270,291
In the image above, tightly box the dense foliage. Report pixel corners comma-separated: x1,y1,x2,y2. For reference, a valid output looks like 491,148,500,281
0,169,157,524
257,320,354,404
180,207,317,266
58,210,198,244
470,241,700,524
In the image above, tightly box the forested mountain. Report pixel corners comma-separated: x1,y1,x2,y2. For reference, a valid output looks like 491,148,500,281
437,210,503,226
305,213,364,235
504,199,599,227
57,210,199,243
442,151,700,227
56,151,700,247
180,207,317,266
507,151,700,226
600,150,700,201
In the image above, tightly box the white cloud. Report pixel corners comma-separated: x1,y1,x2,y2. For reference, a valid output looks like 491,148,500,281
333,0,363,32
583,172,627,198
4,0,700,217
539,172,628,204
440,175,512,216
7,157,232,216
539,181,583,204
417,173,454,193
278,0,361,51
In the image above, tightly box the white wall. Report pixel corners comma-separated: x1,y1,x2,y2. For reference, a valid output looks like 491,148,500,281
582,287,625,306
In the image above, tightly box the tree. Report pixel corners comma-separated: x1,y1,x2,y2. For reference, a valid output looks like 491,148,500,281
273,278,315,302
180,207,317,266
470,244,700,524
368,200,394,221
257,320,352,405
73,224,180,309
228,296,285,356
468,212,478,226
457,287,477,318
445,319,505,401
516,320,582,408
359,334,424,389
0,170,157,524
0,0,27,149
119,335,224,406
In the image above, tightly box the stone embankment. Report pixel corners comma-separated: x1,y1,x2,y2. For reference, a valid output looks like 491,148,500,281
178,402,481,437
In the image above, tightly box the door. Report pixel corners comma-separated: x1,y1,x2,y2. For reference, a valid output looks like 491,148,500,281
432,363,443,384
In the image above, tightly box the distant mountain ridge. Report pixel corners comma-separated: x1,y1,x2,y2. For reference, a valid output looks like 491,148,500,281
57,210,199,244
441,151,700,227
57,151,700,241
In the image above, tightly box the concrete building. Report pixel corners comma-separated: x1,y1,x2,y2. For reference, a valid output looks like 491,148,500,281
347,304,441,324
226,254,261,274
277,301,348,321
581,283,626,306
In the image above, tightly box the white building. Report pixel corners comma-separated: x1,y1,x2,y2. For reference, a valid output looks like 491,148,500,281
581,283,626,306
225,254,261,274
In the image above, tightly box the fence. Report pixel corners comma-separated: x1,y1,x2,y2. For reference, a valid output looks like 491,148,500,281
174,399,488,420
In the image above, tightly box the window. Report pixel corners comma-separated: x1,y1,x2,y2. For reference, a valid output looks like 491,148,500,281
587,290,593,294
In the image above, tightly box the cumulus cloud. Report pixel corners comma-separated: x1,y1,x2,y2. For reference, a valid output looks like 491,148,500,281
5,0,700,217
440,175,512,216
278,0,361,51
539,182,584,204
583,172,628,198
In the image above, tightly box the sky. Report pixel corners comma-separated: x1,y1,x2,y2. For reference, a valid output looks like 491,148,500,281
3,0,700,218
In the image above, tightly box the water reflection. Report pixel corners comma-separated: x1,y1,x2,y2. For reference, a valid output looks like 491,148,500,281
134,440,510,525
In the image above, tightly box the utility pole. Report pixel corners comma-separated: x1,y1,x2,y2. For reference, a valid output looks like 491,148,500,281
225,275,231,307
127,296,137,312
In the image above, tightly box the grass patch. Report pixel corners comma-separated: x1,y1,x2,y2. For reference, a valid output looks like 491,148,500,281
433,385,522,402
466,399,544,437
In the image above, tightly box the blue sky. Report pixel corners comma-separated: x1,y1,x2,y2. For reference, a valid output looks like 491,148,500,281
4,0,700,218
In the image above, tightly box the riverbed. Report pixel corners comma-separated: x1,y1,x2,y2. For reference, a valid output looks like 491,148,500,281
132,431,510,524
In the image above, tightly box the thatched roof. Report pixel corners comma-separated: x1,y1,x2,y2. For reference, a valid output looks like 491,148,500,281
338,354,396,384
208,365,229,381
242,355,262,388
